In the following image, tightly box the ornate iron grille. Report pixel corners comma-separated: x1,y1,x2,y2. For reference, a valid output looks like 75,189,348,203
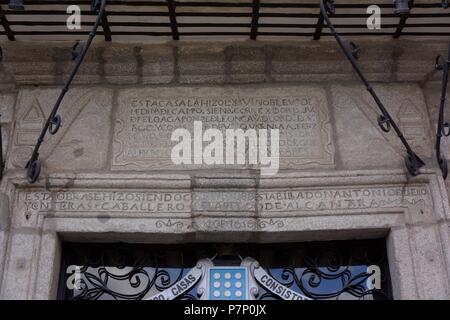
0,0,449,41
58,239,392,300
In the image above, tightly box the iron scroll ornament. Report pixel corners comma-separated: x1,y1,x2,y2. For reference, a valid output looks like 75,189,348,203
25,0,108,183
59,241,391,300
435,43,450,179
319,0,425,176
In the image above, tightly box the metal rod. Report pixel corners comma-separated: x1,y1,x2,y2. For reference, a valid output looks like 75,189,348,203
0,5,15,41
393,0,414,38
313,12,325,40
101,8,112,41
435,42,450,179
250,0,260,40
393,14,409,38
167,0,179,40
25,0,108,183
319,0,424,176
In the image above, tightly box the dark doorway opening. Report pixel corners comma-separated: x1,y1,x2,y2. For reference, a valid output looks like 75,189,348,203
58,239,392,300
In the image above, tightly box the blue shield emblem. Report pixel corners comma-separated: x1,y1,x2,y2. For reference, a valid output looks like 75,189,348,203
208,267,247,300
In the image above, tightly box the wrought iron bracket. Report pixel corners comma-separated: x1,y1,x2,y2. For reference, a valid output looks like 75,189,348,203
434,44,450,179
25,0,108,183
320,0,425,176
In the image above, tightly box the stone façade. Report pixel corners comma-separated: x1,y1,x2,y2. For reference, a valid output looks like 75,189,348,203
0,40,449,299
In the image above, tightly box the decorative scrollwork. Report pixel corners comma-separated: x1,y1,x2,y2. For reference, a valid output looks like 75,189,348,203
60,241,391,300
348,41,360,60
25,0,108,183
155,219,185,230
442,122,450,137
62,244,196,300
48,114,61,135
71,41,82,61
257,241,390,300
377,114,391,133
320,0,424,177
25,159,41,183
435,44,450,179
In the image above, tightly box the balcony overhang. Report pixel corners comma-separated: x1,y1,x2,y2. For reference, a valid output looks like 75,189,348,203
0,0,449,43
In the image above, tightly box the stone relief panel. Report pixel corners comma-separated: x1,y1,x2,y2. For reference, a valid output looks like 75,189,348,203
112,86,334,171
332,84,432,169
0,93,15,165
423,82,447,159
1,124,9,164
8,87,113,172
0,93,15,124
423,82,450,202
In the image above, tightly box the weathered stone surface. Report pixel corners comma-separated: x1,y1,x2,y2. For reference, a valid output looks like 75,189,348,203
386,228,419,299
33,232,60,300
55,45,102,85
2,44,56,85
1,170,448,299
193,184,432,219
228,46,266,83
0,232,36,299
332,83,432,170
395,42,447,82
9,87,113,172
178,44,226,84
14,179,432,230
423,81,447,158
1,37,450,301
439,223,450,292
269,40,395,83
0,67,16,91
0,40,446,87
409,225,449,299
19,190,191,220
103,46,138,84
271,44,352,82
141,45,174,84
0,193,10,288
422,82,450,201
0,193,10,231
0,93,15,123
112,85,334,171
1,123,9,165
0,230,8,291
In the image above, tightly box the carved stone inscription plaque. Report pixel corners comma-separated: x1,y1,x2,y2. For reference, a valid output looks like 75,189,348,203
20,190,191,214
17,183,432,229
112,86,334,170
194,184,432,215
